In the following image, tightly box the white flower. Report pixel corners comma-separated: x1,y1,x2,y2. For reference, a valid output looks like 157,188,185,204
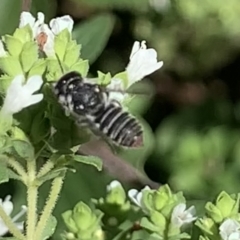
219,219,240,240
171,203,197,228
19,12,45,38
19,12,73,56
126,41,163,86
1,75,43,115
49,15,74,35
0,40,7,57
0,195,27,236
128,186,151,207
107,180,122,191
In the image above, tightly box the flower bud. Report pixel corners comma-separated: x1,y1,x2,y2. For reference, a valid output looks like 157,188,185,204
205,202,223,223
215,191,240,218
105,180,127,206
195,217,218,236
72,202,98,231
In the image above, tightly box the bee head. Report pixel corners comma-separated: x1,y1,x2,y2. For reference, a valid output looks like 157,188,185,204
72,83,106,114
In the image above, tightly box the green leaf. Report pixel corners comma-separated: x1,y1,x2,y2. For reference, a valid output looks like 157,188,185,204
70,60,89,77
3,35,23,56
0,56,22,76
0,238,19,240
13,25,33,43
0,155,9,183
30,110,50,144
72,155,103,171
97,71,112,85
41,215,57,240
38,168,67,184
64,40,81,67
12,140,34,161
0,74,12,93
7,168,21,180
73,13,115,64
80,0,149,11
54,29,70,61
20,41,38,72
0,0,21,35
28,59,47,76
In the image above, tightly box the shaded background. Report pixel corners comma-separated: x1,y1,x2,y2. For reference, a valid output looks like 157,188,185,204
1,0,240,238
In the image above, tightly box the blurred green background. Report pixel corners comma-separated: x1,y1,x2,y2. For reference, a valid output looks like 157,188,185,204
2,0,240,238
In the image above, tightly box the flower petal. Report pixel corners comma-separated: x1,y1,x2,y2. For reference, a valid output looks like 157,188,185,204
126,40,163,86
19,11,36,28
107,180,122,191
1,196,13,216
25,75,43,93
128,189,141,206
1,75,43,115
49,15,74,35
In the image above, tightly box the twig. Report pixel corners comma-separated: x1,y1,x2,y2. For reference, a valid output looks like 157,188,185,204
22,0,32,12
79,140,160,189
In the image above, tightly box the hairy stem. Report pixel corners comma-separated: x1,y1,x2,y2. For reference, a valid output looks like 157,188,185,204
35,176,64,240
26,160,38,240
21,0,32,11
0,204,25,240
37,160,55,178
8,157,27,180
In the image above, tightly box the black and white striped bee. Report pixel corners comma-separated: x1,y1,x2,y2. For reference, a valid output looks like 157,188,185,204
53,71,143,148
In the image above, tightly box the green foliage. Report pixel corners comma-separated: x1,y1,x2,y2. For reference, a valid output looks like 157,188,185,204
73,14,116,64
78,0,149,11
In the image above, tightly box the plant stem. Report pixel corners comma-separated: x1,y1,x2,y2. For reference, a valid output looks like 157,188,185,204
21,0,32,11
0,204,25,240
37,160,55,178
8,157,27,180
35,176,64,240
26,160,38,240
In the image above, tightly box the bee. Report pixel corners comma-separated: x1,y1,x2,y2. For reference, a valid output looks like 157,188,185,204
53,71,143,148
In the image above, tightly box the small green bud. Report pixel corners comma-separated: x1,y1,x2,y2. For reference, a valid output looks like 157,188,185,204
62,210,79,234
113,71,128,89
216,191,240,218
11,126,30,142
97,71,112,85
72,202,98,231
205,202,223,223
140,188,154,211
152,190,169,211
105,181,126,205
195,217,218,236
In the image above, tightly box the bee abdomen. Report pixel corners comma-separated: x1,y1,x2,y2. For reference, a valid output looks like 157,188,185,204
95,104,143,147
